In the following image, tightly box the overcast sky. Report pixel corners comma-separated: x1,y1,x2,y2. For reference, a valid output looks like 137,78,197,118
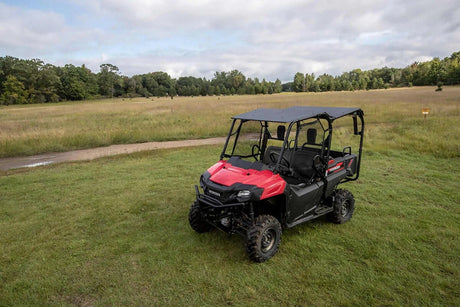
1,0,459,82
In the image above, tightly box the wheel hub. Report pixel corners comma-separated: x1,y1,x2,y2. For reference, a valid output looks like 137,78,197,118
261,229,276,252
341,200,350,217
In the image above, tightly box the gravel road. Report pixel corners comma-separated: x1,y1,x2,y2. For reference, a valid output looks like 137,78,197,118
0,137,227,171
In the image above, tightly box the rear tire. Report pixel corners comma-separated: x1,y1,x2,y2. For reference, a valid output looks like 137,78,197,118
189,201,212,233
328,189,355,224
245,215,282,262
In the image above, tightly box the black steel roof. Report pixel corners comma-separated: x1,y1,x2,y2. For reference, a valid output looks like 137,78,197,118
233,106,362,123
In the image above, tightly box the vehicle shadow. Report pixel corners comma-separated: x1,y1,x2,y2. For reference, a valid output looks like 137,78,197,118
188,215,335,263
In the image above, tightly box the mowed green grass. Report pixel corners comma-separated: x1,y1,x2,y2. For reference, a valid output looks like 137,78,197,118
0,147,459,305
1,87,459,305
0,86,459,158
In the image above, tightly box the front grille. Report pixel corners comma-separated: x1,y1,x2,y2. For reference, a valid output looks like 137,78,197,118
207,189,221,198
204,187,235,203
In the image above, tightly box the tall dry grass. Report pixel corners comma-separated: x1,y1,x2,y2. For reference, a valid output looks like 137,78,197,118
0,86,459,158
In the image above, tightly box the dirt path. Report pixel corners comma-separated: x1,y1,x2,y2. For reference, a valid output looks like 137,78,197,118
0,137,227,171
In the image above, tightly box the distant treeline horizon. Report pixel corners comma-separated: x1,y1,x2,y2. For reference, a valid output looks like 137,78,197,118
1,51,459,105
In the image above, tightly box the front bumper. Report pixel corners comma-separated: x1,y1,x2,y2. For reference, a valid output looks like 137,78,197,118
194,185,252,235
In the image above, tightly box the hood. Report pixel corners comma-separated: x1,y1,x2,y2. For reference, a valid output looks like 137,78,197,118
206,159,286,200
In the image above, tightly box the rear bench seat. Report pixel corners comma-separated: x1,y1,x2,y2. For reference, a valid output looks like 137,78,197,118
263,146,319,182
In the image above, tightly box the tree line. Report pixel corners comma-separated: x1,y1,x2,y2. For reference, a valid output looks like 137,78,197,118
289,51,460,92
0,57,282,105
1,51,459,105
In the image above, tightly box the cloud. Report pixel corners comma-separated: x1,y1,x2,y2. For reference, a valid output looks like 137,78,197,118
0,3,66,51
1,0,459,82
75,0,283,31
0,2,111,59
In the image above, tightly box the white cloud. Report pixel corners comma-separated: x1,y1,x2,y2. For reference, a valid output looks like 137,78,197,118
0,3,110,58
0,3,65,50
1,0,459,81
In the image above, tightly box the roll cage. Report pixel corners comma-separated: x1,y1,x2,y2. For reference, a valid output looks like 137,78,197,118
220,106,364,182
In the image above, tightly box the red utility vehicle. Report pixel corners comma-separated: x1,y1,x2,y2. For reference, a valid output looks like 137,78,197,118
189,106,364,262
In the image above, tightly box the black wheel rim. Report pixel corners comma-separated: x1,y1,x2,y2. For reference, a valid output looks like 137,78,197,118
261,228,276,252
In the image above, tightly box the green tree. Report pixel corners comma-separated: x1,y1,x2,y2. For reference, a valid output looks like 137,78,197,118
1,75,27,105
253,78,262,94
98,64,119,97
317,74,335,91
273,79,282,93
142,74,159,95
293,72,305,92
176,76,206,96
32,64,61,103
0,56,18,86
413,62,431,85
446,52,460,84
305,73,315,92
58,64,98,100
212,71,228,94
208,85,215,95
229,70,245,90
282,82,293,92
261,79,269,94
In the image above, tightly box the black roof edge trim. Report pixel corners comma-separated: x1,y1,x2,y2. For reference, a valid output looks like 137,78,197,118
233,106,362,123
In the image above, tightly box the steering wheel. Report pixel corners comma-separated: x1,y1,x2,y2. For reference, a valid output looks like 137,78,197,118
269,152,290,168
251,144,261,161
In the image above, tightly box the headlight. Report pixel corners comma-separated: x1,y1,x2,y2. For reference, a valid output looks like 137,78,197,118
237,190,252,202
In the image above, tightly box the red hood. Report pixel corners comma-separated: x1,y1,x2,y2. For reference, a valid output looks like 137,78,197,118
207,160,286,200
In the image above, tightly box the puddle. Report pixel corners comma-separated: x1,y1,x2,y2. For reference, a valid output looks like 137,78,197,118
20,161,55,168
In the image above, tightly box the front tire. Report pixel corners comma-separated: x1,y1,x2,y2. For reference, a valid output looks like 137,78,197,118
328,189,355,224
245,215,282,262
189,201,212,233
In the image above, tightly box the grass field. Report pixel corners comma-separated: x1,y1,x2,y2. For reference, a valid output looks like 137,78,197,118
1,87,459,305
1,147,459,305
1,86,459,158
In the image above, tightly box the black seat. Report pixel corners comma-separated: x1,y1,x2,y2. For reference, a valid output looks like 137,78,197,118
307,128,317,144
277,125,286,140
264,145,319,183
290,149,317,181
